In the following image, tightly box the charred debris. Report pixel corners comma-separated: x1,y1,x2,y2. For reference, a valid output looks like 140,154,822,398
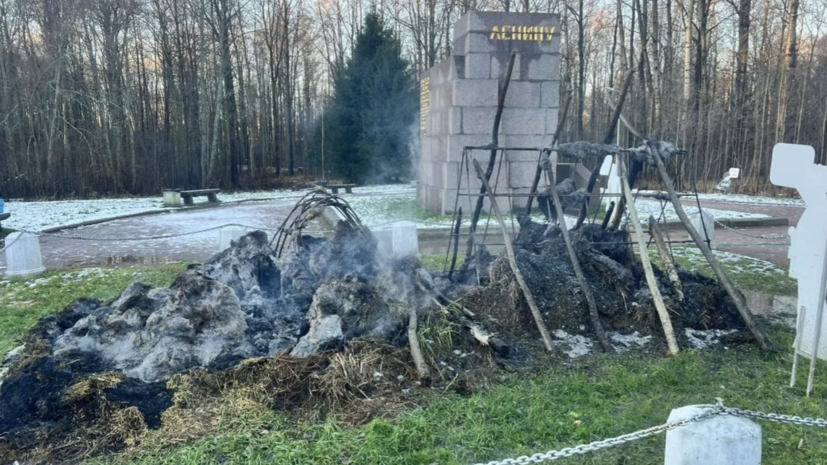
0,185,754,462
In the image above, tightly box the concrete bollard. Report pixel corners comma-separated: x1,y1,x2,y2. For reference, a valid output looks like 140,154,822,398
219,226,247,252
373,229,393,258
664,405,761,465
163,189,182,207
4,232,45,277
689,210,715,249
391,221,419,257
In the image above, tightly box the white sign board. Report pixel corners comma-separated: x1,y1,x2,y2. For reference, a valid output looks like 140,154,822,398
729,168,740,179
600,155,621,211
770,144,827,367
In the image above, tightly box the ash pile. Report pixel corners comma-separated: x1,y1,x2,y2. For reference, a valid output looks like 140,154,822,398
461,219,745,355
0,190,749,463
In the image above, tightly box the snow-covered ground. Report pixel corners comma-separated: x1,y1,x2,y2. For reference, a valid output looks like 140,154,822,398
2,184,415,232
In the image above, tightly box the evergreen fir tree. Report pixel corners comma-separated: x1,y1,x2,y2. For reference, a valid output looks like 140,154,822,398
327,12,417,184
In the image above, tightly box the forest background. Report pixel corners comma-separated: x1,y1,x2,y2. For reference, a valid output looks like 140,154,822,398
0,0,821,197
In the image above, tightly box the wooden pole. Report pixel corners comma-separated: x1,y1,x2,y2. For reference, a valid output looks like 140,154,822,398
573,70,635,229
473,159,555,352
538,154,613,352
619,157,680,355
649,147,771,350
465,51,517,262
407,306,431,386
448,207,462,279
649,215,684,301
526,95,571,215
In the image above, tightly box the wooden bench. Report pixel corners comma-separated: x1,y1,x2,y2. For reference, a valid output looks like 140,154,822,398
181,189,220,205
0,212,9,230
328,184,356,194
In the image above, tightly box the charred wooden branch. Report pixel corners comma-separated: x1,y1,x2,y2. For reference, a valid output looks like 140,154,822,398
448,207,463,280
526,95,571,215
603,70,635,145
601,201,615,229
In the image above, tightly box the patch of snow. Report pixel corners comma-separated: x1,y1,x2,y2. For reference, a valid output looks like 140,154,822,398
608,331,652,352
684,328,738,349
553,329,594,358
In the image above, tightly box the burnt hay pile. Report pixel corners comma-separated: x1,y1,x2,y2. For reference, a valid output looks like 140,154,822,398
0,218,747,463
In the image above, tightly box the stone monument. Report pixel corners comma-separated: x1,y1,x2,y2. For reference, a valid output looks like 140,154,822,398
418,11,564,214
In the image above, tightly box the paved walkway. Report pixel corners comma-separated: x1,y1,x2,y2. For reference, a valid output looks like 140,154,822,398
0,200,325,269
683,199,801,268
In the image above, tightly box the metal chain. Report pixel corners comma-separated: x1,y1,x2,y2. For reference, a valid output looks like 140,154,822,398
473,404,725,465
724,407,827,427
713,219,789,240
2,223,279,244
0,231,27,254
474,399,827,465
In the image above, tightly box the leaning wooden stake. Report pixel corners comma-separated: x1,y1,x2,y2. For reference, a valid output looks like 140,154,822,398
618,157,680,355
649,215,684,301
407,306,431,385
448,207,463,280
473,159,555,352
538,154,613,352
649,146,771,350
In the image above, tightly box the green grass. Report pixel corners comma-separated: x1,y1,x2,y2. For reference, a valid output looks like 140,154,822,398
103,325,827,465
648,246,797,296
0,263,187,355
